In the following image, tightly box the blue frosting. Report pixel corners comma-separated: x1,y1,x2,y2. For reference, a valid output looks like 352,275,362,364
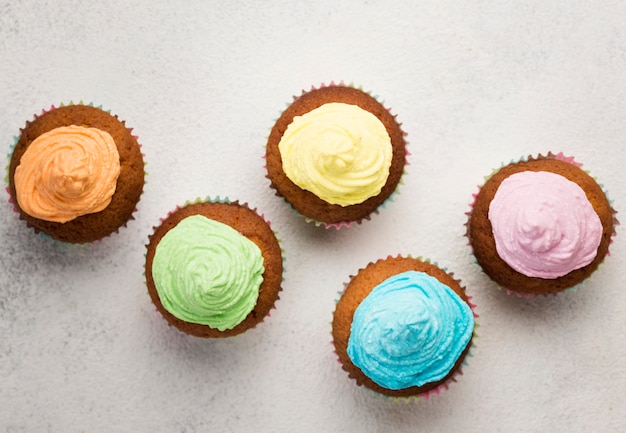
347,270,474,390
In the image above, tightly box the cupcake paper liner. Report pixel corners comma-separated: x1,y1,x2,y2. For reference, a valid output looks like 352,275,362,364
145,196,285,338
5,101,146,244
331,254,479,402
465,152,619,297
264,81,409,229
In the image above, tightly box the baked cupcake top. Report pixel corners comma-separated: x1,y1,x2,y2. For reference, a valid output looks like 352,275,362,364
266,84,407,226
333,256,476,398
467,153,616,294
145,200,283,338
7,104,145,243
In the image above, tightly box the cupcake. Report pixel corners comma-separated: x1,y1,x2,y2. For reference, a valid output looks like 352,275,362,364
6,103,145,243
466,152,617,295
265,83,407,228
145,199,283,338
332,256,476,399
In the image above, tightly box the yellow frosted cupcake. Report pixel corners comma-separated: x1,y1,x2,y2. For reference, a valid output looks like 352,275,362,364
265,83,407,228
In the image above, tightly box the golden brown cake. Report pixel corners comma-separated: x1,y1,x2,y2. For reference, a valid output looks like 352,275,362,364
7,103,145,243
332,256,476,398
145,200,283,338
467,153,616,295
265,83,407,227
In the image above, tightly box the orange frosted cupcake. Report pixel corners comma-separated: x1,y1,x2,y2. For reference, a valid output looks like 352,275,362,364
7,103,145,243
265,83,407,228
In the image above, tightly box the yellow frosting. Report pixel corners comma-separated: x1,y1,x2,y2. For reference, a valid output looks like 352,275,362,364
278,102,392,206
14,125,121,223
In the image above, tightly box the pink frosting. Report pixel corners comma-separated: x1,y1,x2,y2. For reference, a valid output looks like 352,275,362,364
488,171,602,279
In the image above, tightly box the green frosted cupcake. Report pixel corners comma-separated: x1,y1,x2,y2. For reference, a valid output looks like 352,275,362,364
145,198,283,338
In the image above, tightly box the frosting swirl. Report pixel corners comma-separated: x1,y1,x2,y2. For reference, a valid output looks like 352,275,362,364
278,102,392,206
347,271,474,390
14,125,120,223
488,171,603,279
151,215,264,331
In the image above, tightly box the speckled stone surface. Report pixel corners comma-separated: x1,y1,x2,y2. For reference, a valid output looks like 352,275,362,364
1,1,625,432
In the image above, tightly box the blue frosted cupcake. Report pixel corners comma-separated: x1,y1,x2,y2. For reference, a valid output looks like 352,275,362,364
332,256,477,399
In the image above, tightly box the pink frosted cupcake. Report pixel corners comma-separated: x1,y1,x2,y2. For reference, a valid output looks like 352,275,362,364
466,152,617,295
6,103,145,243
332,256,477,399
265,83,407,228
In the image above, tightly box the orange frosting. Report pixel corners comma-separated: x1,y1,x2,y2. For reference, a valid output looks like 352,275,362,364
14,125,121,223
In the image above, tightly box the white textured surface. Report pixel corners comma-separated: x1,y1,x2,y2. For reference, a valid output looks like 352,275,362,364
1,1,625,432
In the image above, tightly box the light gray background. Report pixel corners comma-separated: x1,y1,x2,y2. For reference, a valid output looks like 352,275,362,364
1,1,625,432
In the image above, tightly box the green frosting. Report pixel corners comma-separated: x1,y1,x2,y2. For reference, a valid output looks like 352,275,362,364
152,214,265,331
